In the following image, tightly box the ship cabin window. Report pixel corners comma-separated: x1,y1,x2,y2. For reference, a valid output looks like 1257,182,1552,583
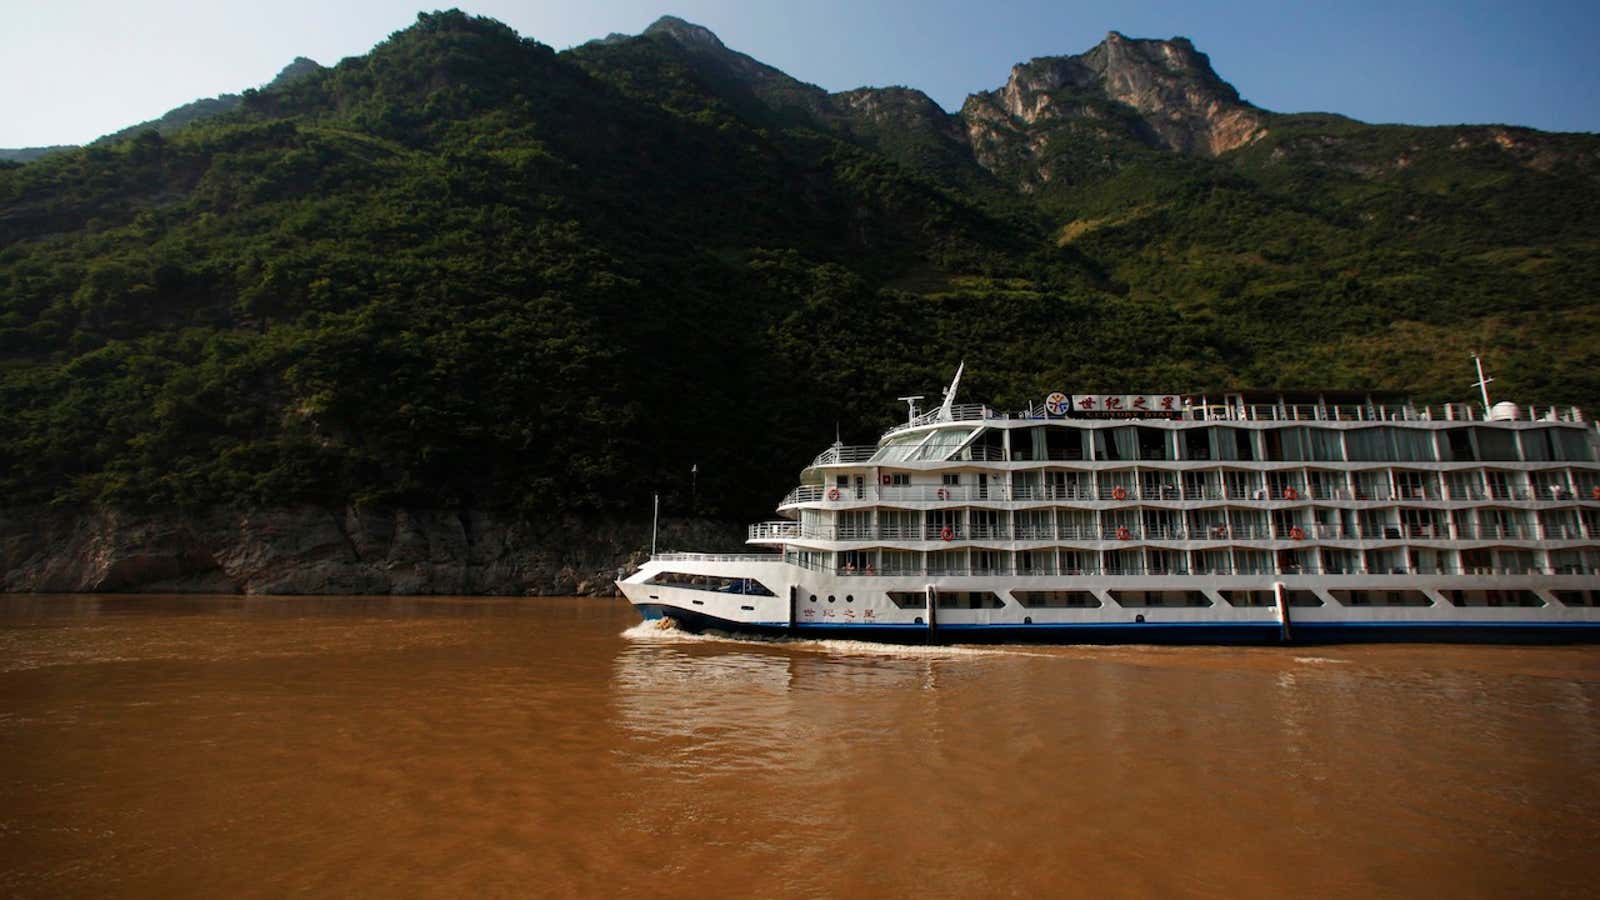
913,429,971,461
1555,427,1596,461
1555,590,1600,607
958,428,1005,462
1444,428,1476,461
1096,428,1137,461
1473,427,1520,461
1014,591,1100,608
1048,428,1087,461
1223,590,1274,607
1333,590,1432,607
1137,427,1170,460
888,473,910,486
1443,590,1544,608
644,572,776,596
942,472,961,486
935,591,1005,609
1112,590,1210,608
886,591,928,609
1222,590,1322,607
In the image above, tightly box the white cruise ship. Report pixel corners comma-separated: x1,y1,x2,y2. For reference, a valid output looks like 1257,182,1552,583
617,367,1600,643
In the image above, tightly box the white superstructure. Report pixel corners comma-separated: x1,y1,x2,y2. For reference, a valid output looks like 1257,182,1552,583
618,370,1600,643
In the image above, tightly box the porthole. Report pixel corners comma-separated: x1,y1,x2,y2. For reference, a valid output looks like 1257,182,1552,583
809,594,817,604
846,595,854,603
828,595,836,603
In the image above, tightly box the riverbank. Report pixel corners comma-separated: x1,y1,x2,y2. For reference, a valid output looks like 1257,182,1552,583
0,506,740,596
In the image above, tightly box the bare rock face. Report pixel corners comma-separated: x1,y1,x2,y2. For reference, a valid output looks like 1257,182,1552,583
0,506,742,597
960,30,1268,189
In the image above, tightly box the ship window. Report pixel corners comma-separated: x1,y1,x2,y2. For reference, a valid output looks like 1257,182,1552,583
886,591,927,609
1014,591,1101,608
1555,590,1600,607
1345,428,1389,461
1473,427,1520,461
942,473,961,485
644,572,776,596
935,591,1004,609
1234,428,1255,461
1222,590,1274,607
1443,590,1544,607
1555,428,1596,461
1112,590,1210,608
1445,429,1476,461
1333,590,1432,607
1137,426,1169,460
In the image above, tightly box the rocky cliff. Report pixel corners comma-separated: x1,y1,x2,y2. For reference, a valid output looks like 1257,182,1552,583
0,506,740,596
961,30,1267,192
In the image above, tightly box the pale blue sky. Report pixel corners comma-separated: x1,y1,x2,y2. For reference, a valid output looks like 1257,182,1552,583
5,0,1597,147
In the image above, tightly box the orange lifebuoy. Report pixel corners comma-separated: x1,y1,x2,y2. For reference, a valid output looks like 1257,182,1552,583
936,487,950,501
1116,526,1132,541
1284,487,1299,501
1289,526,1305,541
1111,486,1128,501
1593,486,1600,501
826,487,840,501
940,526,954,542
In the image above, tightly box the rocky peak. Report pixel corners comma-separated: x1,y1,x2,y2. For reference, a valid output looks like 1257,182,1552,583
642,15,729,53
972,31,1267,158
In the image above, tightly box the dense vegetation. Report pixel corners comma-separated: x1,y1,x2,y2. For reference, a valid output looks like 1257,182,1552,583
2,11,1597,522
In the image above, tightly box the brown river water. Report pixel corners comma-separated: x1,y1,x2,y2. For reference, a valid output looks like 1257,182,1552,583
1,594,1598,899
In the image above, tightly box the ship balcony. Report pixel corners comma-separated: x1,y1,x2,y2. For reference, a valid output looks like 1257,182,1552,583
752,522,1598,543
780,482,1597,508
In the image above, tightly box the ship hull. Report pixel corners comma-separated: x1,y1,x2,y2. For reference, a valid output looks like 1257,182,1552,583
635,601,1600,645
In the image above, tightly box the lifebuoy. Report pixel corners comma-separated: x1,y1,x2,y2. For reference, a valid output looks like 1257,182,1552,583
936,487,950,501
1111,486,1128,501
940,526,954,542
826,487,840,501
1284,487,1299,501
1116,526,1132,541
1289,526,1305,541
1592,486,1600,501
880,474,892,485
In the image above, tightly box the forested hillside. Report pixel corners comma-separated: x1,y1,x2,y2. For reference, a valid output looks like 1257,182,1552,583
3,10,1598,525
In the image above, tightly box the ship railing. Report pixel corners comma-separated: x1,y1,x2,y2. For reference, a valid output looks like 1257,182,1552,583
1213,402,1535,423
769,522,1597,543
653,552,786,563
883,403,999,436
955,446,1009,462
748,521,801,541
783,482,1595,508
807,445,879,467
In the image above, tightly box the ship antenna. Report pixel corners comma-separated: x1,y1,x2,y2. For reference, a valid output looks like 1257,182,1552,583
1471,353,1495,415
897,395,925,425
937,360,965,421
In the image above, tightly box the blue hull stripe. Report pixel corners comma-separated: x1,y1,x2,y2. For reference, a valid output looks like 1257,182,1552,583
634,604,1600,644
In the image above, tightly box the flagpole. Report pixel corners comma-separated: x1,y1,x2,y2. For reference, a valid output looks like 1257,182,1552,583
651,492,659,557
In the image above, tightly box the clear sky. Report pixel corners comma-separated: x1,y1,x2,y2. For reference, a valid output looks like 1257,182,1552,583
5,0,1597,147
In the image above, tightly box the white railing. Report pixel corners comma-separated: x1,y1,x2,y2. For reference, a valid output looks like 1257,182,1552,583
654,552,786,563
808,445,878,467
749,522,1597,543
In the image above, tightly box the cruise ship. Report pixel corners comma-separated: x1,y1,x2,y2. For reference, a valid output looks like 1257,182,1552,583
617,366,1600,643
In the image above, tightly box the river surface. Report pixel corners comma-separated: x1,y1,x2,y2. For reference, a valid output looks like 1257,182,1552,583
1,594,1598,898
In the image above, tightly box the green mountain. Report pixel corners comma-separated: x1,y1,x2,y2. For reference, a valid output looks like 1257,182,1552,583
2,10,1597,525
